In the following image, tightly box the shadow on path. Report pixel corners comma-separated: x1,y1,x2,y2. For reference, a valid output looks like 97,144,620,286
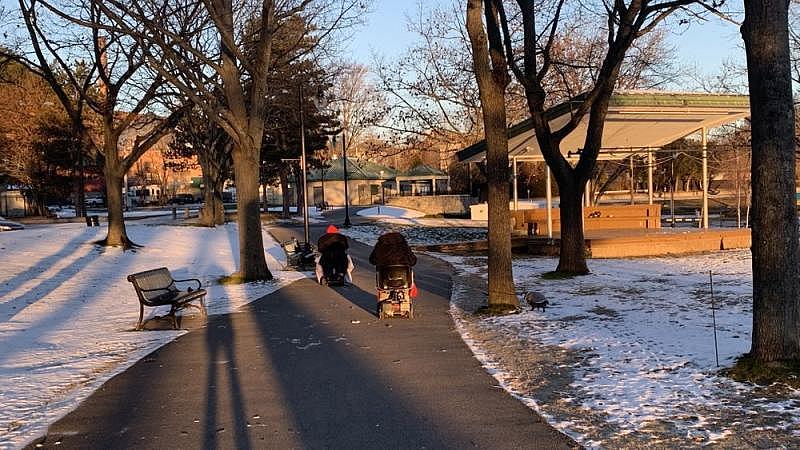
30,223,576,450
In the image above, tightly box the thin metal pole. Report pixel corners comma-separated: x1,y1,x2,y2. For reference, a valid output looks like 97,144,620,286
736,149,741,228
701,127,709,229
342,130,351,228
647,149,653,205
629,155,635,205
670,152,675,227
710,270,719,367
512,156,518,211
546,166,553,239
299,86,310,245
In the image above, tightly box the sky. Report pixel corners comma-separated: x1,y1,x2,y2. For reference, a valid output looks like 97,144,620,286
346,0,747,90
0,0,750,90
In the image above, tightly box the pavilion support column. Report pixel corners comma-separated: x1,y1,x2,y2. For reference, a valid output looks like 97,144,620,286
702,127,709,229
512,156,518,211
629,155,635,205
648,149,654,205
432,177,437,195
584,181,591,207
546,166,553,239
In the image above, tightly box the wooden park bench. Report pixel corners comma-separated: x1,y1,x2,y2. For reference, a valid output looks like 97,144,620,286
127,267,207,330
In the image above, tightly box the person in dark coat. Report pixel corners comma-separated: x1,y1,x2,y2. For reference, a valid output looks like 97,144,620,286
369,232,417,268
316,225,353,283
318,224,349,254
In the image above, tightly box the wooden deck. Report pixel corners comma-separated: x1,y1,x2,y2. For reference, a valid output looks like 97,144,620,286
528,227,751,258
414,228,751,258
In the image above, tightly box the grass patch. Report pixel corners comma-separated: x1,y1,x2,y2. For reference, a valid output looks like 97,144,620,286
541,271,576,280
218,274,248,285
218,272,275,285
172,222,221,228
541,270,590,280
588,306,620,318
724,354,800,387
475,304,521,316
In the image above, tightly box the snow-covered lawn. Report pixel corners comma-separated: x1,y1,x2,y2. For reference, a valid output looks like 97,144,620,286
343,221,800,448
357,205,425,219
0,223,302,449
3,204,799,448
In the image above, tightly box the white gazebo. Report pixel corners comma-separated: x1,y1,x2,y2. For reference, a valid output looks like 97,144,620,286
457,90,751,237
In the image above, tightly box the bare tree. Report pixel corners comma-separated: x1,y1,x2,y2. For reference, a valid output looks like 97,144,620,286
487,0,704,274
0,67,73,214
169,107,232,226
376,2,494,153
330,62,384,159
97,0,364,280
466,0,519,312
742,0,800,363
2,0,185,247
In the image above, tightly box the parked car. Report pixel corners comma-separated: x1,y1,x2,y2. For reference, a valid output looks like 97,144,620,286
167,194,196,205
0,216,25,231
85,197,104,207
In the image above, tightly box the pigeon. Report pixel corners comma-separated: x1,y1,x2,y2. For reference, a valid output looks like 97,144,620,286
524,291,549,312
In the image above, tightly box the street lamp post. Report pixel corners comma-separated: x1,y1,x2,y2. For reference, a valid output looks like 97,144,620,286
378,169,384,215
342,130,351,228
299,86,310,245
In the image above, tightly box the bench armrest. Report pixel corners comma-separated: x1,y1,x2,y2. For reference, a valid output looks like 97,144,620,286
173,278,202,290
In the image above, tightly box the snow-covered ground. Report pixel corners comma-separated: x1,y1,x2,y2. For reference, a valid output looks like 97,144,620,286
355,205,486,228
0,223,303,449
53,205,330,223
357,205,425,219
4,203,799,448
341,216,800,448
54,207,178,219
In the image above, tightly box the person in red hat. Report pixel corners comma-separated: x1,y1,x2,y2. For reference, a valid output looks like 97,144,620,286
315,224,353,284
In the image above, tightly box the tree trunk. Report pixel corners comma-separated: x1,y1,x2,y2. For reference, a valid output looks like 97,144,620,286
200,170,225,226
466,0,518,311
231,143,272,281
742,0,800,362
103,155,132,247
556,181,588,274
73,163,85,218
196,143,226,227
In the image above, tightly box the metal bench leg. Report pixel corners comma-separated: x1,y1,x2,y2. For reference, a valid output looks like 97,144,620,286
169,304,179,329
136,304,145,331
200,296,207,320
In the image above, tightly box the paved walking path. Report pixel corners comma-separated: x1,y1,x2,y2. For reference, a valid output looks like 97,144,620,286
28,223,575,449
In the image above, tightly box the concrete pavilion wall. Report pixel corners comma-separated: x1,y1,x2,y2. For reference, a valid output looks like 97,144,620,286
387,194,474,216
306,179,385,206
0,190,26,217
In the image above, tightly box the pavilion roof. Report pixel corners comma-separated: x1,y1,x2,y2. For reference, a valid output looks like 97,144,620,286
457,91,750,163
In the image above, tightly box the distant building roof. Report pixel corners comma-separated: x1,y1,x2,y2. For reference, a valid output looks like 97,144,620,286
396,164,449,180
398,164,448,178
307,157,396,181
